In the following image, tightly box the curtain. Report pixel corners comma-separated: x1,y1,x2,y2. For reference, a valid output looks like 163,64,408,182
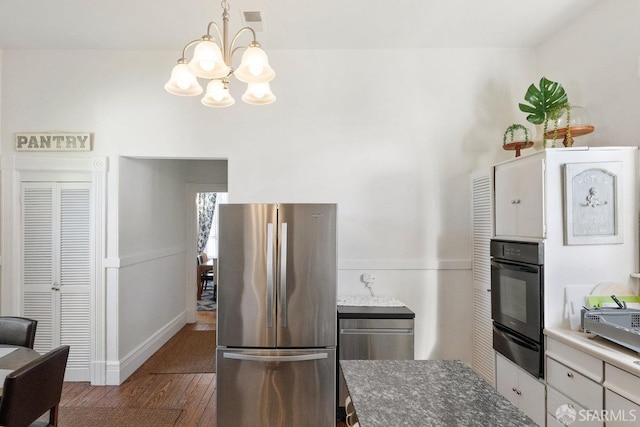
197,193,217,253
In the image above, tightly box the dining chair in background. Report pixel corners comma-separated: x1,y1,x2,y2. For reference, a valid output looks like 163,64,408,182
0,345,70,427
0,317,37,348
197,252,216,301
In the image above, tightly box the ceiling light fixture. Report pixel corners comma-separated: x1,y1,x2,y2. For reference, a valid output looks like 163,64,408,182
164,0,275,108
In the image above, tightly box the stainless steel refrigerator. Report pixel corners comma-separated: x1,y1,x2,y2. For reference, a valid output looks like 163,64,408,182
216,203,337,427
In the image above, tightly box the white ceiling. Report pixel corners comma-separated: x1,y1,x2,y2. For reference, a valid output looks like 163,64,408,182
0,0,597,51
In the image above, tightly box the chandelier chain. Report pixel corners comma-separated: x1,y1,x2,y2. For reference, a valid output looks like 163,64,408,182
221,0,230,12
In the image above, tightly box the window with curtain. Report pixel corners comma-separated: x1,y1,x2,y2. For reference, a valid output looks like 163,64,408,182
197,192,217,254
202,193,227,258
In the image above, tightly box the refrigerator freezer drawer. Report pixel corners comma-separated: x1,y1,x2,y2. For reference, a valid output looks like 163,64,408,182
217,348,336,427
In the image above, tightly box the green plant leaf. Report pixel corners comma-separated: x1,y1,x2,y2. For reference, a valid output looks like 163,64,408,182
518,77,568,125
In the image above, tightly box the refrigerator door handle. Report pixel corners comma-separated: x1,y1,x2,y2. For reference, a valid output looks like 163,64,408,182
266,223,275,328
280,222,288,328
223,352,328,363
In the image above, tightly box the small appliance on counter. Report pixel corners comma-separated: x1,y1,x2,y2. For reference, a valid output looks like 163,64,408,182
581,295,640,353
336,296,415,421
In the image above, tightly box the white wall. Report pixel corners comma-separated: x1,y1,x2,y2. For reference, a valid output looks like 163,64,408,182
536,0,640,148
1,46,539,377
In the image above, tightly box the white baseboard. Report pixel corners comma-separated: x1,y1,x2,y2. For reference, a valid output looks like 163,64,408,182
106,312,187,385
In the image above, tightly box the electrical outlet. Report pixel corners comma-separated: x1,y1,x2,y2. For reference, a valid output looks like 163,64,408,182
361,273,376,283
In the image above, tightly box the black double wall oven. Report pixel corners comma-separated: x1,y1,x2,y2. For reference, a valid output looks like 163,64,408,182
491,239,544,378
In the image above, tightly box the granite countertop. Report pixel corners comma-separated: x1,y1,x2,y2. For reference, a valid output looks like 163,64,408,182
340,360,536,427
544,327,640,376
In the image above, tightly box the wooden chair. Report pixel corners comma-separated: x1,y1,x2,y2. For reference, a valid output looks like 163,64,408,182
197,253,216,300
205,258,217,302
0,345,70,427
0,317,38,348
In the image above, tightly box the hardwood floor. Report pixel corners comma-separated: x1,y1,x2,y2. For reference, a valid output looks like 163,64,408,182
59,311,217,426
60,311,346,426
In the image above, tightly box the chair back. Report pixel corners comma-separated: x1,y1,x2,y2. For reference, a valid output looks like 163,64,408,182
197,252,208,265
0,316,38,348
0,345,70,427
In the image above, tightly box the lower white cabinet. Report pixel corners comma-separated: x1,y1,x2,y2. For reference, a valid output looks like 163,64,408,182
547,358,603,411
546,360,603,426
605,389,640,427
546,335,640,427
495,353,545,426
546,386,603,427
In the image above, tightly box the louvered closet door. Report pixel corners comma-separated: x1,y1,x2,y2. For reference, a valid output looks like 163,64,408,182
470,172,494,386
22,182,91,381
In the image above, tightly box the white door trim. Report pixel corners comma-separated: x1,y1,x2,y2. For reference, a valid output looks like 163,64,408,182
186,183,227,323
0,154,108,385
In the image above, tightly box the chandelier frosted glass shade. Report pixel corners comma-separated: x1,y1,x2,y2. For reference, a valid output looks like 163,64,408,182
164,62,203,96
187,39,230,79
201,80,235,107
234,46,275,83
242,82,276,105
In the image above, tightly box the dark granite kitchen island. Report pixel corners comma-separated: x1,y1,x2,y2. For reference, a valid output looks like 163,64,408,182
340,360,537,427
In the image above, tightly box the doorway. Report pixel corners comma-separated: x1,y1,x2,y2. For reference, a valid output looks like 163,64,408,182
196,192,227,313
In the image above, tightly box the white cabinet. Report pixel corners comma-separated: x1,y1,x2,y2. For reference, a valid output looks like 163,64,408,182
494,154,545,239
496,353,545,426
546,337,604,426
605,389,640,426
546,358,603,426
604,363,640,425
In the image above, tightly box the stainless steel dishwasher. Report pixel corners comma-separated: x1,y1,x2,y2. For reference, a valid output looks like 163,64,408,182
337,304,415,419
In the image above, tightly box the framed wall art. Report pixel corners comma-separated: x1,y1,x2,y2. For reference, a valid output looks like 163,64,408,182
564,161,622,245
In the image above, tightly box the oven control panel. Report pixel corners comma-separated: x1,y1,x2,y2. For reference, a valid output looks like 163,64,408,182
490,239,544,265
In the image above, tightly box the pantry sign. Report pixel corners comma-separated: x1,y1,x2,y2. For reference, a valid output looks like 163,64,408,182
15,132,92,152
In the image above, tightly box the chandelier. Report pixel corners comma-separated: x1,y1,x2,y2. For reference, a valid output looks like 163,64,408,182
164,0,276,108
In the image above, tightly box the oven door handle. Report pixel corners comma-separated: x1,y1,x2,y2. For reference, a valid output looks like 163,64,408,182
491,259,540,274
493,324,539,351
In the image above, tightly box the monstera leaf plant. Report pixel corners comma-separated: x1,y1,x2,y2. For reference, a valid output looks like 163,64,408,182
518,77,571,147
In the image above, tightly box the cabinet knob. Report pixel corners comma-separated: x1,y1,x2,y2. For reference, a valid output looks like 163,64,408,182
512,387,521,395
511,199,521,204
567,372,573,378
486,289,491,292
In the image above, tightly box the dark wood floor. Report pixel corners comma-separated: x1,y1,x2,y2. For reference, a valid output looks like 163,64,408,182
61,311,349,426
59,311,217,426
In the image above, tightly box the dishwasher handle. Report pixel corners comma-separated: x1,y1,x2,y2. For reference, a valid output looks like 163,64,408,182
340,328,414,335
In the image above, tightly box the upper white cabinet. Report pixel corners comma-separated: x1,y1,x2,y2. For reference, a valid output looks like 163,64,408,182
494,154,545,239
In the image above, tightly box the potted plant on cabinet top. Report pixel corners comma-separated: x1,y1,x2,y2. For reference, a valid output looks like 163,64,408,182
502,123,533,157
518,76,572,147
